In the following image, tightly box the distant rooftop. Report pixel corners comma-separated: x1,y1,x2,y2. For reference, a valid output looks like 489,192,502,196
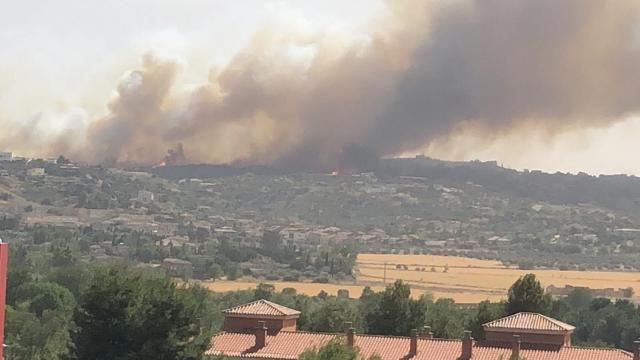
483,312,575,332
223,299,301,317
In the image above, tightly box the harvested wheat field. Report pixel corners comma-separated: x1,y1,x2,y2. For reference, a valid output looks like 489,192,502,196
357,253,640,303
200,254,640,303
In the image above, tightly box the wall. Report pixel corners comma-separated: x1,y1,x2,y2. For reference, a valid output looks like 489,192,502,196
223,316,297,334
485,330,570,346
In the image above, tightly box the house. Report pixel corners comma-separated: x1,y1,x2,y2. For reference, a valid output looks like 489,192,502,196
161,258,193,278
206,300,637,360
157,235,189,248
547,285,635,299
222,299,301,335
136,190,155,203
27,168,45,177
482,312,574,346
0,152,12,162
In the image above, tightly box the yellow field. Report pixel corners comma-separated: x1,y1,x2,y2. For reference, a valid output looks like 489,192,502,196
357,254,640,303
201,254,640,303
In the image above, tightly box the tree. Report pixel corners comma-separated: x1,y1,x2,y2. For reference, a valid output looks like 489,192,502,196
566,288,593,310
366,280,424,336
309,299,361,332
70,267,207,360
6,305,72,360
427,298,466,338
506,274,551,315
359,286,380,333
56,155,69,164
254,283,275,300
50,245,76,267
16,282,75,318
470,300,505,340
299,338,380,360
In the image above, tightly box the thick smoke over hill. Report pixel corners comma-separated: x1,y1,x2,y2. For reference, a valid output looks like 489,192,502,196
3,0,640,170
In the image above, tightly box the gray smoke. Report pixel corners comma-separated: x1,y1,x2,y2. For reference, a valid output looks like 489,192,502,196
366,0,640,155
5,0,640,170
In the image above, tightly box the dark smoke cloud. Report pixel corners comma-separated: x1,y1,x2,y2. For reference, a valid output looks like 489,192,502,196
6,0,640,170
367,0,640,155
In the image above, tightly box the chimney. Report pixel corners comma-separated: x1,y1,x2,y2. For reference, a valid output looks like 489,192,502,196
633,339,640,360
255,321,267,349
461,330,473,360
345,322,355,347
421,326,433,339
410,329,418,356
512,335,521,359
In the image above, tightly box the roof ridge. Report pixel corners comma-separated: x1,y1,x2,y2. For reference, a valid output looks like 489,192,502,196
261,299,301,314
223,299,260,311
235,329,467,342
482,312,575,331
223,299,300,316
355,333,412,340
279,330,413,340
563,345,633,353
279,330,340,336
537,313,575,328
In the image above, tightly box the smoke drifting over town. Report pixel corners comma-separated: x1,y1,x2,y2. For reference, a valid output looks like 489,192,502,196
3,0,640,170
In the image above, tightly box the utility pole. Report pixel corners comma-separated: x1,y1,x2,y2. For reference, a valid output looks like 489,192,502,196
383,261,387,285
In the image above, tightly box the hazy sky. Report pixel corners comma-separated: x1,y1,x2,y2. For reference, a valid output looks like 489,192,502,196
0,0,381,115
2,0,640,175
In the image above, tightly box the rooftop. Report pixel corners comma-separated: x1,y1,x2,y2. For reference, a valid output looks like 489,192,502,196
209,301,633,360
223,299,301,317
483,312,576,332
162,258,193,265
206,331,632,360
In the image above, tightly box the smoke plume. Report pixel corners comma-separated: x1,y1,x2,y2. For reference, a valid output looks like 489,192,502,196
4,0,640,170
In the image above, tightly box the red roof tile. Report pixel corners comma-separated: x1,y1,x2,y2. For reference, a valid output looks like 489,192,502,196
207,331,333,359
483,312,575,332
207,331,632,360
223,299,301,317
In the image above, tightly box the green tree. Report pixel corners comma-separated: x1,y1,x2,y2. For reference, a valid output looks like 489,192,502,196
254,283,275,300
299,338,380,360
506,274,551,315
16,282,75,318
566,288,593,310
70,267,207,360
359,286,380,333
366,280,424,336
309,298,361,332
50,245,76,267
470,300,505,340
6,306,72,360
427,298,466,338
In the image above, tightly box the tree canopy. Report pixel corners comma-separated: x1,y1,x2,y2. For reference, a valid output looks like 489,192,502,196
506,274,551,315
300,339,381,360
70,267,208,360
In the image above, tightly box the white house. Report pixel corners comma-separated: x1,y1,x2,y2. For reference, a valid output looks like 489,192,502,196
0,152,12,162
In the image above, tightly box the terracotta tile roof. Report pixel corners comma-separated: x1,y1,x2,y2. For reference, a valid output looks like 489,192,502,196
483,312,576,332
206,331,632,360
223,299,301,317
207,331,333,359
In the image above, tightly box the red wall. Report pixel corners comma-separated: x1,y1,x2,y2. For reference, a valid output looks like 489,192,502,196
223,316,297,334
485,330,570,346
0,243,9,360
